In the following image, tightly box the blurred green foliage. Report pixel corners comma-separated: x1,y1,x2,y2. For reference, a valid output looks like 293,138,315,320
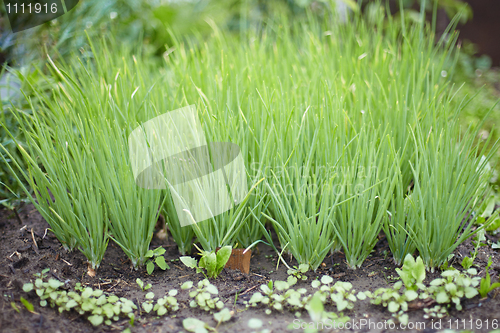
1,0,340,64
450,42,500,183
396,0,472,23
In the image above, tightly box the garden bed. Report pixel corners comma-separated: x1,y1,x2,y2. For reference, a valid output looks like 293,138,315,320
1,203,499,333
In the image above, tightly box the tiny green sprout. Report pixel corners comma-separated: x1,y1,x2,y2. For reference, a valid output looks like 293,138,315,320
479,257,500,298
33,268,50,279
142,292,155,313
181,281,194,290
10,302,20,313
20,297,35,313
462,230,486,269
186,279,224,312
287,264,309,285
145,247,170,275
88,315,104,326
136,278,152,291
153,289,179,315
23,283,34,292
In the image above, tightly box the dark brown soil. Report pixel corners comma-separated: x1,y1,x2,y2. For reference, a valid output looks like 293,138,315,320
1,203,499,333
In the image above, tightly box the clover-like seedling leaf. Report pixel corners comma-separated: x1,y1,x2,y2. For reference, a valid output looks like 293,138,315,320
298,264,309,273
435,291,450,303
388,301,399,313
405,290,418,302
93,289,103,297
48,279,63,289
214,308,232,323
82,288,93,299
154,247,166,256
146,261,155,275
321,275,333,285
357,291,367,300
287,276,298,286
23,283,34,292
205,283,218,295
88,314,104,326
142,302,153,313
260,284,271,294
183,317,209,333
180,256,198,269
311,280,321,288
145,250,154,258
155,256,169,270
274,281,289,291
249,292,264,304
181,281,194,290
465,286,478,299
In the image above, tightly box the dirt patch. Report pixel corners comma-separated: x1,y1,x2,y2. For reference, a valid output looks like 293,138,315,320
1,204,499,333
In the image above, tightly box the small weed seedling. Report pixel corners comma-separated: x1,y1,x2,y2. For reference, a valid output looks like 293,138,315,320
479,257,500,298
311,276,364,312
141,292,155,313
153,290,179,315
141,289,179,315
461,230,486,269
182,279,224,312
248,280,296,314
144,247,170,275
370,281,417,325
287,264,309,285
426,268,480,310
136,278,152,291
395,254,426,291
180,245,232,278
